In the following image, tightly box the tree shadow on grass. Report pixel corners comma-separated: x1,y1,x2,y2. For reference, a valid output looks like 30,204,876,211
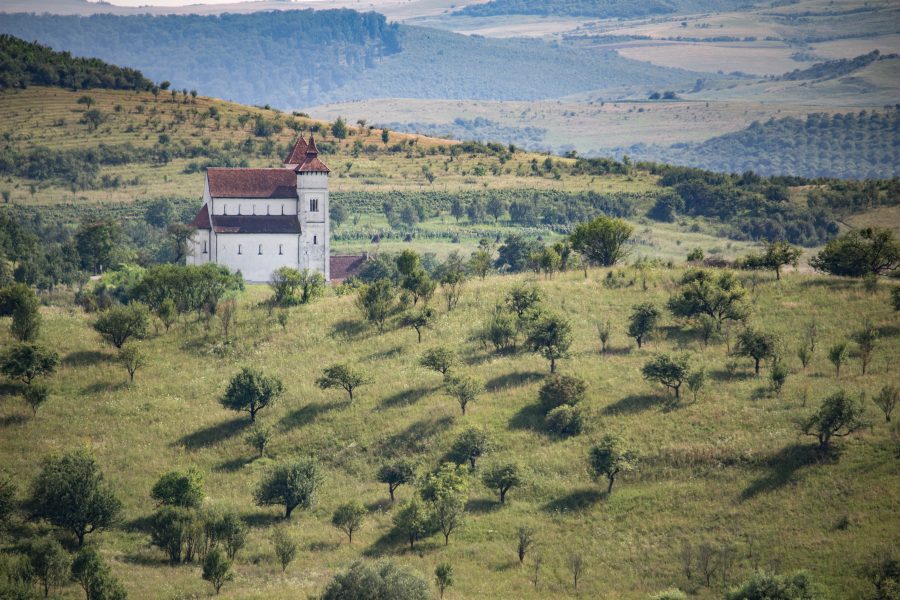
367,345,404,361
308,540,341,553
602,394,663,415
363,527,442,558
0,414,28,427
877,324,899,339
81,380,128,395
709,369,753,383
175,417,246,450
508,402,544,432
365,498,393,513
280,401,342,430
740,443,827,500
330,319,369,340
466,498,501,514
379,386,434,410
600,345,632,356
485,371,544,393
543,488,606,513
123,514,154,534
379,415,454,458
244,512,285,529
216,456,251,472
62,350,109,367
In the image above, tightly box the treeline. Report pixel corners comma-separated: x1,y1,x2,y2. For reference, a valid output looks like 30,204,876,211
778,50,892,81
456,0,749,18
0,34,154,91
623,109,900,180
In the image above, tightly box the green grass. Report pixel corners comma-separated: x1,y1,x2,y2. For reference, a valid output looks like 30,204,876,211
1,266,898,598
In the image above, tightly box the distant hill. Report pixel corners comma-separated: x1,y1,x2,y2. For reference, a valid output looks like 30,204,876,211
779,50,895,82
618,109,900,179
0,10,696,108
455,0,756,18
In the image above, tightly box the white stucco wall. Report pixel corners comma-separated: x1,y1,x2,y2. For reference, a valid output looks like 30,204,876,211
212,234,302,282
211,198,297,216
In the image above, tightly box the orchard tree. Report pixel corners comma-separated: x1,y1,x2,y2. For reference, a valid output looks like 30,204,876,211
419,346,457,378
734,328,778,375
873,384,898,422
446,375,484,415
392,499,429,549
570,215,634,271
439,252,467,311
538,374,586,413
255,458,324,519
421,463,468,546
317,363,370,403
29,448,123,546
331,501,367,544
517,526,534,564
23,383,50,416
26,537,70,598
589,434,635,494
642,353,691,401
322,561,430,600
506,284,543,319
1,343,58,384
402,307,435,343
526,312,573,373
377,459,416,502
220,367,284,422
151,468,204,508
117,344,147,382
72,545,127,600
469,248,493,279
667,270,749,330
356,279,396,333
202,547,234,595
244,424,274,458
828,342,849,378
802,390,866,451
810,227,899,277
742,241,802,280
852,319,878,375
482,463,523,504
627,303,660,348
449,427,492,468
93,303,150,348
435,563,454,600
272,527,298,572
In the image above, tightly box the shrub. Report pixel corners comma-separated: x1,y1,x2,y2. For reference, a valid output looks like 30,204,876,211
202,547,234,595
321,560,430,600
151,468,204,508
545,405,584,436
725,571,822,600
331,501,367,544
272,527,298,572
93,303,150,348
220,367,284,422
589,434,635,494
802,390,866,451
810,227,899,277
538,374,586,413
482,463,523,504
255,458,324,519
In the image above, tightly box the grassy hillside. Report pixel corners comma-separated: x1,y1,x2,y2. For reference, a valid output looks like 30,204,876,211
1,265,898,599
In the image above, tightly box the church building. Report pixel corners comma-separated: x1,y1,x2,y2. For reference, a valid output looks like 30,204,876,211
187,135,342,282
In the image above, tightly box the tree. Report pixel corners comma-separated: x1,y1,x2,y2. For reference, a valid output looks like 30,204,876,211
23,383,50,416
29,448,122,546
506,284,543,319
244,424,273,458
810,227,899,277
742,241,802,280
852,319,878,375
330,203,347,228
627,303,660,349
356,279,396,333
450,198,464,223
381,129,390,144
210,511,247,559
166,223,194,264
481,308,518,353
390,498,428,550
272,527,298,572
255,458,324,519
322,560,431,600
517,526,534,564
770,362,788,396
863,548,900,600
828,342,849,378
0,474,15,530
446,375,484,415
116,344,146,383
734,328,778,375
26,537,70,598
567,553,585,591
0,343,58,385
642,353,690,400
419,347,457,378
469,249,492,279
75,220,120,274
439,252,467,312
150,506,194,564
686,369,706,403
597,319,612,353
220,367,284,422
569,215,634,269
526,312,573,373
667,270,749,329
545,405,583,436
873,385,898,422
157,298,177,332
435,563,453,599
10,287,40,342
270,268,325,306
420,463,468,544
317,364,370,403
202,547,233,595
402,307,435,343
72,545,127,600
482,463,522,504
332,501,367,544
151,468,204,508
538,374,586,413
802,390,866,451
589,434,635,494
331,117,348,139
93,303,150,348
724,571,821,600
449,427,491,468
377,460,416,502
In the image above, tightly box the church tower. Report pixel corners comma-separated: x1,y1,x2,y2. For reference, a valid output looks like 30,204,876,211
295,135,330,280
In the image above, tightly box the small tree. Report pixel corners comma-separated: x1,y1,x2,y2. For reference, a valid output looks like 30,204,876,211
852,319,878,375
157,297,177,331
29,448,122,546
526,312,573,373
245,424,273,458
517,526,534,564
439,252,467,312
72,545,126,600
210,511,247,560
597,320,612,353
469,249,492,279
202,547,234,595
734,328,778,376
255,458,324,519
797,344,812,370
272,527,298,572
545,405,583,436
482,463,522,504
421,463,468,546
0,475,15,530
392,499,429,549
828,342,849,378
873,384,898,422
23,383,50,416
317,363,370,403
10,290,40,342
642,354,691,401
567,552,585,591
332,501,367,544
220,367,284,422
810,227,899,277
569,215,633,268
435,563,453,599
402,307,435,343
506,284,543,319
446,375,484,415
93,303,150,348
377,460,416,502
151,468,204,508
356,279,396,333
802,390,866,451
538,374,586,413
627,303,660,349
667,270,749,330
770,362,789,397
686,369,706,403
742,241,802,280
217,299,238,341
26,537,70,598
725,571,819,600
117,344,147,383
1,343,59,385
420,347,457,378
589,434,635,494
449,427,492,468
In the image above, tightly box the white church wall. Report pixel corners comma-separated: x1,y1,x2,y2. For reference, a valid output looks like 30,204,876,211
214,234,302,282
211,198,297,216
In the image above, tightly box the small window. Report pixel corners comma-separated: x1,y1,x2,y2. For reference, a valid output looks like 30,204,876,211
258,244,263,255
202,241,208,254
281,204,285,215
313,235,317,245
278,244,283,255
310,198,319,212
237,244,242,255
223,204,228,215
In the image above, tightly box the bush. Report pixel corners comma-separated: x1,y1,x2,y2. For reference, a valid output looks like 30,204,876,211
321,560,430,600
538,374,586,413
92,303,150,348
725,571,822,600
151,468,204,508
545,405,583,436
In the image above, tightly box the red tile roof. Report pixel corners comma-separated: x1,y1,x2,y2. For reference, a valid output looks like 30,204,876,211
330,254,368,282
284,136,308,166
306,134,319,156
190,203,211,229
211,215,302,234
298,156,330,173
207,168,298,199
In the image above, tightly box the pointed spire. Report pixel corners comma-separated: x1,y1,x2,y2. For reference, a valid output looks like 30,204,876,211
284,135,308,166
306,134,319,157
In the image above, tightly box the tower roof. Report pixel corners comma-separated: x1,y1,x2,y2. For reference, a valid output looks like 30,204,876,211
296,134,329,173
284,136,308,166
306,134,319,156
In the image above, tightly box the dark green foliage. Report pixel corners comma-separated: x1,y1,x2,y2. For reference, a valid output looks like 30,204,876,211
781,50,883,81
255,458,324,519
244,424,273,458
538,374,586,413
272,528,298,572
402,307,435,343
810,227,900,277
642,353,691,400
321,560,431,600
458,0,747,18
377,459,416,502
545,404,584,437
392,499,429,550
802,390,866,451
71,545,128,600
1,342,59,385
435,562,453,599
873,385,898,423
667,270,749,328
270,267,326,306
725,570,822,600
0,474,15,529
569,215,634,267
92,303,150,348
220,367,284,422
482,463,522,504
627,302,660,348
863,548,900,600
150,468,204,508
28,448,123,546
202,547,233,595
588,434,635,494
135,263,243,315
331,501,367,544
356,278,396,333
734,328,778,375
9,285,40,342
495,235,544,273
740,241,802,280
317,364,370,403
0,34,154,91
481,308,518,352
75,220,122,274
23,383,50,416
25,537,70,598
419,346,457,377
150,506,196,564
526,312,573,373
449,427,492,469
208,512,247,560
445,375,484,415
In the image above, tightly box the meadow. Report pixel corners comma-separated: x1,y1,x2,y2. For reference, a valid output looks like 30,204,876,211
1,263,898,599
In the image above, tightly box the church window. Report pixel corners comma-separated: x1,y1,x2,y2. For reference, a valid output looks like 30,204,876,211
238,244,242,255
202,241,208,254
313,235,317,245
278,244,283,255
310,198,319,212
258,244,263,255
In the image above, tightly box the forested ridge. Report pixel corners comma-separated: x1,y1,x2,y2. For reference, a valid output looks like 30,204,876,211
455,0,756,18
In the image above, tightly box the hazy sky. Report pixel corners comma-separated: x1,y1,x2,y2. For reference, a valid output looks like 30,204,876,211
88,0,376,5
